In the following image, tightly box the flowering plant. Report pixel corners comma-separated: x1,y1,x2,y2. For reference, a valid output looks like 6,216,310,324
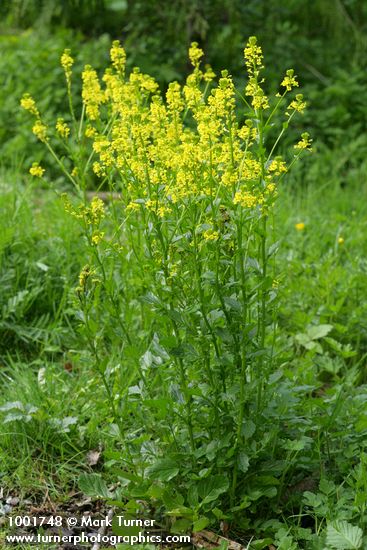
21,36,311,524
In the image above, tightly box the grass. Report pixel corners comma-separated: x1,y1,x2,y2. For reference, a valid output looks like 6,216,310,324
1,171,367,548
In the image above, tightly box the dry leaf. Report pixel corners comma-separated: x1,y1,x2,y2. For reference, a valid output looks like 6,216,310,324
192,529,248,550
86,449,101,467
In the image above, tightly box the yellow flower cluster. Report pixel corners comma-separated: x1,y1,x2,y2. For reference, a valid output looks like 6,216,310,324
61,194,105,227
90,196,105,223
61,49,74,81
244,36,264,71
82,65,105,120
268,158,287,175
189,42,204,68
22,37,308,233
20,94,39,117
32,120,48,142
281,69,299,91
92,231,104,245
78,264,93,288
110,40,126,73
56,117,70,138
29,162,45,177
294,132,313,151
76,37,305,223
20,94,48,142
203,229,219,242
233,190,261,208
244,37,269,110
287,94,306,115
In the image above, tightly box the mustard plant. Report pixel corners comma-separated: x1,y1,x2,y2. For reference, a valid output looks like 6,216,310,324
21,37,311,522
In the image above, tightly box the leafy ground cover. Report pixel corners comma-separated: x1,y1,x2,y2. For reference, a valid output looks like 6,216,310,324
1,22,367,550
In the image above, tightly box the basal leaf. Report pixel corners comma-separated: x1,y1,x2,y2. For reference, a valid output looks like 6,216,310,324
326,521,363,549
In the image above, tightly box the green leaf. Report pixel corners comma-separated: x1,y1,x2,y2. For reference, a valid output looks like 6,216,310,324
307,324,333,340
162,489,184,509
171,518,192,533
238,452,250,473
198,475,229,505
326,521,363,549
0,401,24,412
187,484,199,507
241,419,256,439
146,458,179,481
251,539,273,550
193,517,210,532
78,473,111,498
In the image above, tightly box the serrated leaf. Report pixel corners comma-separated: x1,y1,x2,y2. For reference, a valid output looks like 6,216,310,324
326,521,363,549
0,401,24,412
307,324,333,340
78,473,111,498
4,412,32,423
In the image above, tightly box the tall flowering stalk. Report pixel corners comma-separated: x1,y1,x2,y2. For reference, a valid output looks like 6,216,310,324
21,37,311,512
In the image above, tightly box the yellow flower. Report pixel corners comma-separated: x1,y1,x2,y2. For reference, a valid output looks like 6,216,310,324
90,196,105,223
32,120,48,142
29,162,45,177
244,36,264,73
82,65,105,120
203,64,216,82
85,125,97,139
157,205,172,218
92,161,105,177
295,222,305,231
265,182,277,195
110,40,126,73
338,236,344,245
61,49,74,81
203,229,219,241
238,122,257,142
166,82,184,112
281,69,299,91
56,117,70,138
126,202,140,212
233,190,259,208
189,42,204,68
91,231,104,245
245,77,269,110
268,158,287,175
294,132,312,151
20,94,39,117
287,94,306,115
